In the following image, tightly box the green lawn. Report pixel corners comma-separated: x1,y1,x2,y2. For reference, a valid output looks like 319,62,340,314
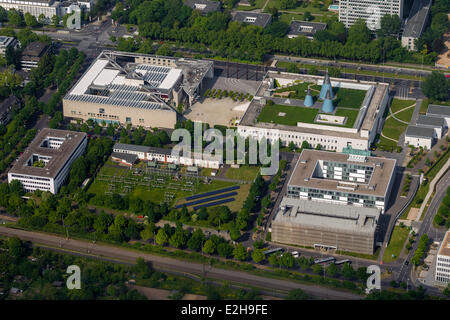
334,108,359,128
258,104,319,125
395,106,415,123
273,82,318,99
382,226,410,263
333,87,366,109
390,99,415,114
87,163,245,208
381,117,408,141
224,165,260,181
267,0,335,15
236,0,266,10
258,104,358,128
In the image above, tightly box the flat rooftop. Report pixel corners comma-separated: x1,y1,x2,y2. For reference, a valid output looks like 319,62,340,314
402,0,431,39
427,104,450,117
274,197,380,236
184,0,221,13
288,149,396,197
232,11,272,28
113,143,173,155
438,230,450,257
0,36,14,47
9,129,87,178
405,125,434,138
416,115,444,128
287,21,327,36
22,41,49,58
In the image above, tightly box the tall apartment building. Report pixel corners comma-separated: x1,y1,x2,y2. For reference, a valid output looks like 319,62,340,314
339,0,404,30
8,128,87,194
435,230,450,285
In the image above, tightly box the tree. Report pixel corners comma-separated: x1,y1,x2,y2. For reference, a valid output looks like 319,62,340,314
303,11,312,21
202,239,216,255
233,244,248,261
217,243,233,258
51,15,59,26
377,14,401,38
0,7,7,22
140,222,156,241
348,18,371,44
187,229,205,251
422,71,449,102
38,13,46,25
251,249,265,264
280,252,295,268
286,288,309,300
155,228,168,246
24,12,38,27
312,264,323,275
326,263,338,277
8,9,23,26
342,262,356,279
169,228,188,248
8,237,25,259
301,141,309,149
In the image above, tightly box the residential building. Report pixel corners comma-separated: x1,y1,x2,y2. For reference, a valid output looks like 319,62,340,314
184,0,221,14
63,50,213,129
401,0,431,51
435,230,450,284
20,41,51,70
8,128,87,194
0,95,20,125
232,11,272,28
285,149,396,213
287,21,327,39
0,36,18,57
339,0,404,30
404,125,435,149
272,197,381,254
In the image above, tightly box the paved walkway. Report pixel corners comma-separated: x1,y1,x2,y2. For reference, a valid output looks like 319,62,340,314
387,104,416,125
416,156,450,222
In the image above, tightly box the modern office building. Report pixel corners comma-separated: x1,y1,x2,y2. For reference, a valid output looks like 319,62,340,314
112,143,220,169
416,115,446,139
63,51,214,129
0,0,60,19
401,0,431,51
0,36,18,57
272,197,381,254
8,128,87,194
286,21,327,39
435,230,450,285
20,41,51,70
339,0,404,30
232,11,272,28
237,71,390,152
286,149,396,213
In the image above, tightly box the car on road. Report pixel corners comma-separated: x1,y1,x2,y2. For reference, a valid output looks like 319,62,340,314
405,260,409,266
292,251,299,258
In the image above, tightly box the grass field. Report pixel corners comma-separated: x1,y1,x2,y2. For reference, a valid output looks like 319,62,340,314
236,0,266,10
273,82,318,99
257,103,359,128
382,226,410,263
87,163,249,211
258,104,318,125
224,165,260,181
390,99,415,114
333,87,366,109
266,0,335,15
395,106,415,123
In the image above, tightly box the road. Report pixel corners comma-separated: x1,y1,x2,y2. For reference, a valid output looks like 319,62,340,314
398,168,450,291
0,226,362,300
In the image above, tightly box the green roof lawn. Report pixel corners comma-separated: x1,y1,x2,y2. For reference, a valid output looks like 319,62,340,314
257,104,358,128
333,87,367,109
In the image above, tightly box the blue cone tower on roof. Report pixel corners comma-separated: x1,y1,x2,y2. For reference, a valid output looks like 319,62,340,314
319,70,334,100
321,89,334,113
304,86,313,107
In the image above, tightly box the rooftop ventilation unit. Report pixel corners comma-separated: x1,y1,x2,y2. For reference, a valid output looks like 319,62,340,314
300,160,307,164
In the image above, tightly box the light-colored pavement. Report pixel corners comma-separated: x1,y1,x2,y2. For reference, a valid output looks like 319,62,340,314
0,226,362,300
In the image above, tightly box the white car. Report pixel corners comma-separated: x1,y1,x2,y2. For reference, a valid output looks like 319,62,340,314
292,251,299,258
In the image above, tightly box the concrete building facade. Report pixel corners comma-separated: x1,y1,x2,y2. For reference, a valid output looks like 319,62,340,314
435,230,450,284
8,128,87,194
